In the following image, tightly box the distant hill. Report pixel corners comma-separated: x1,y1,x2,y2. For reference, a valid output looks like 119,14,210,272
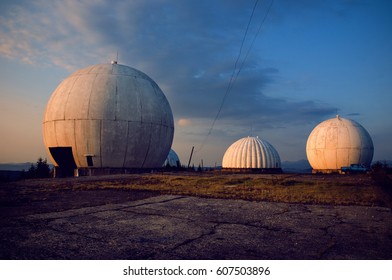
0,162,55,182
372,160,392,166
281,159,391,174
0,162,34,171
281,159,312,173
1,160,389,174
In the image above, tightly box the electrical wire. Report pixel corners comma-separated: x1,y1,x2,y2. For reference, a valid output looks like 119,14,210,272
196,0,274,152
197,0,259,152
234,0,274,80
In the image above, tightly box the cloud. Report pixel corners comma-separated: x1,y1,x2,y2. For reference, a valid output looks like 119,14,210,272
0,0,341,164
165,58,337,132
0,0,117,70
346,112,361,117
177,118,192,127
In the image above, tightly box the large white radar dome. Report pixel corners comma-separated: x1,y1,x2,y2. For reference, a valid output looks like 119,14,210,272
222,136,281,171
43,63,174,176
306,115,373,172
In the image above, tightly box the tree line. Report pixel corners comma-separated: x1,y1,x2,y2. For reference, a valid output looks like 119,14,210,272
25,157,52,178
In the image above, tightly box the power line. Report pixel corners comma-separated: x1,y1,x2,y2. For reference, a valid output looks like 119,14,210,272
197,0,259,152
234,0,274,80
231,0,260,82
196,0,274,152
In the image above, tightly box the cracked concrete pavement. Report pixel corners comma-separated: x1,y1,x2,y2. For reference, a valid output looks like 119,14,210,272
1,194,391,259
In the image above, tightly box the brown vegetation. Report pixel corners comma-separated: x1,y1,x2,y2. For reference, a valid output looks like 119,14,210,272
118,172,392,207
4,172,391,208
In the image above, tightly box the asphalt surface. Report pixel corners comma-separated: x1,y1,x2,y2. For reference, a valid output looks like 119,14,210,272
1,193,391,259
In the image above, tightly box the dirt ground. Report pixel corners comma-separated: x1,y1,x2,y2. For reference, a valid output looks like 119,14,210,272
1,173,391,259
0,183,160,218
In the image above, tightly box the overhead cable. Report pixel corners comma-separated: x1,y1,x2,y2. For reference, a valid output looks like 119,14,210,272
196,0,274,152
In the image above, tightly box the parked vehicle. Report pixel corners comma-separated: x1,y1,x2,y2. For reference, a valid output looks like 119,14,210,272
340,164,369,174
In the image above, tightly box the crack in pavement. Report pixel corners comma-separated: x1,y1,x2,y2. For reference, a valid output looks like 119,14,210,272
211,220,296,234
21,195,187,222
165,222,220,254
119,195,188,210
2,194,391,259
1,196,192,254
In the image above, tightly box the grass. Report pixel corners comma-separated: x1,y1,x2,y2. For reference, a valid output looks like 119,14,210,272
43,172,392,208
4,172,391,208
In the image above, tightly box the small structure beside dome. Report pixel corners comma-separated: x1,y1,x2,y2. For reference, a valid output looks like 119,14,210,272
163,149,181,168
306,115,374,173
222,136,282,173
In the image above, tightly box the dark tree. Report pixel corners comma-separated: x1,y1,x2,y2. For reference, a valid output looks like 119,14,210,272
35,157,51,178
25,157,51,178
27,163,36,178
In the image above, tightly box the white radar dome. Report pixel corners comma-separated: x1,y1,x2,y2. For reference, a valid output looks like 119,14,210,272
306,115,373,172
222,136,281,171
43,63,174,176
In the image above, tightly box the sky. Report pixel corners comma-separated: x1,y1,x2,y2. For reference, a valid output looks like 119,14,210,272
0,0,391,167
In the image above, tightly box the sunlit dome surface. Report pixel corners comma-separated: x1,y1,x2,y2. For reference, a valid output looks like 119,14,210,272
306,115,373,170
43,63,174,171
222,136,281,169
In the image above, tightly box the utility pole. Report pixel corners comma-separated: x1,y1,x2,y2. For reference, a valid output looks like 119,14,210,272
187,146,194,168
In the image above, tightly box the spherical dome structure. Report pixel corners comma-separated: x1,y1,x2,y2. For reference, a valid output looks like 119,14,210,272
306,115,373,171
163,149,181,168
43,63,174,174
222,136,281,170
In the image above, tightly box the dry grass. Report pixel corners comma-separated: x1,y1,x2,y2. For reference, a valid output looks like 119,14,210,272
39,172,392,207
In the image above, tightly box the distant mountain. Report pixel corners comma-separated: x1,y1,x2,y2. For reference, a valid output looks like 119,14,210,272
281,159,391,174
372,160,392,166
1,160,388,173
281,159,312,173
0,162,34,171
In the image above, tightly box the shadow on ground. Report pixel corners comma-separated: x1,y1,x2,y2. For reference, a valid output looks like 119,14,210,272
1,176,391,260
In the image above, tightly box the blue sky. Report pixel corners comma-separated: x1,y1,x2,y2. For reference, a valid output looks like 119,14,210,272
0,0,391,166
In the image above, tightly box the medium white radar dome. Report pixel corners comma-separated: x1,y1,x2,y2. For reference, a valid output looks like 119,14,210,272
222,136,281,171
306,115,373,172
43,63,174,176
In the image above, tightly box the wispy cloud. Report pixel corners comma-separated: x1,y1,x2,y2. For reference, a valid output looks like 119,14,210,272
0,0,336,114
0,0,115,70
346,112,361,117
0,0,348,162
